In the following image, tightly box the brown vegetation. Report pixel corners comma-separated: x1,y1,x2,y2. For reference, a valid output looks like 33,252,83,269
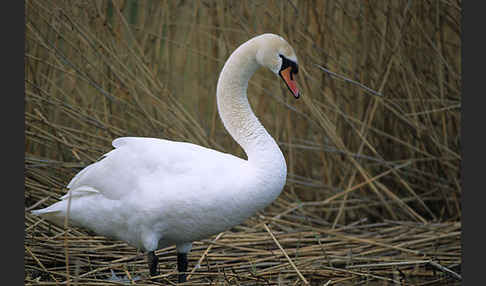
25,1,461,285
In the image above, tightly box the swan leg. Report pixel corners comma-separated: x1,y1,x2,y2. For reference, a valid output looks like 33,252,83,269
147,251,159,276
177,252,188,283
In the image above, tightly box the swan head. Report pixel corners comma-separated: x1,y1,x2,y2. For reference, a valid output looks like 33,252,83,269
255,34,300,98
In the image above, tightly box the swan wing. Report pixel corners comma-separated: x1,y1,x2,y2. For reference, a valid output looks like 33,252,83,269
64,137,245,201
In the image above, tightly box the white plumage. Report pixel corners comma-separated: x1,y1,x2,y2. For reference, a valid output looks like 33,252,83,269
32,33,300,282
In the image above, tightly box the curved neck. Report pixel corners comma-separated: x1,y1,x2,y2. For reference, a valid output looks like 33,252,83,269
216,40,285,172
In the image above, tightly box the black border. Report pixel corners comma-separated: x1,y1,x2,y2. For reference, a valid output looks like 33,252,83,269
462,1,477,284
7,1,25,283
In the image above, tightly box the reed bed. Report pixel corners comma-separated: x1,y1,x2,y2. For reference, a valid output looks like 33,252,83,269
25,0,461,285
26,213,461,285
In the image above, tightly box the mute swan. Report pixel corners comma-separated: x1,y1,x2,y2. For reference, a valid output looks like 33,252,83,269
31,33,300,283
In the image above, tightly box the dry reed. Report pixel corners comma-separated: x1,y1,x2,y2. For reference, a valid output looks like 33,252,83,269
25,0,461,285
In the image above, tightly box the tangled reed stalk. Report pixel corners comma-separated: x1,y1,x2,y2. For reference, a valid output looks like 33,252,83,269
25,1,461,285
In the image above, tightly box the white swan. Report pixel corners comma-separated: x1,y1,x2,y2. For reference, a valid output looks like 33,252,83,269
31,33,300,283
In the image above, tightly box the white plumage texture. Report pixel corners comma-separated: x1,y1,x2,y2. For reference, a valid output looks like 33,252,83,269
33,137,272,251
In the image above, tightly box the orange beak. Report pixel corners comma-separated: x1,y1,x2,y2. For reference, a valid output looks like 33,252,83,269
279,66,300,98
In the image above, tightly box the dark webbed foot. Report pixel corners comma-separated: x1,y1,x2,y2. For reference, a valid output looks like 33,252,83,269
177,252,188,283
147,251,159,276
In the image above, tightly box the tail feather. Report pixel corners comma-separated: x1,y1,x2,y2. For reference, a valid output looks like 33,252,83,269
31,204,65,227
31,204,61,215
31,209,48,216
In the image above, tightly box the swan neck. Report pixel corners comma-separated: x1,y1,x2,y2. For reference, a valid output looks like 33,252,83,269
216,42,284,168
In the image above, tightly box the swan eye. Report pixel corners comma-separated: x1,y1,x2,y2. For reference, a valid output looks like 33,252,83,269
279,54,299,77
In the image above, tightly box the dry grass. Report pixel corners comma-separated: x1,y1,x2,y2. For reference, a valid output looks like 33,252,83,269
25,0,461,285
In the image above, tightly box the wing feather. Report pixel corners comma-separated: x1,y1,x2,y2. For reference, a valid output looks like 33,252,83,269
64,137,246,200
